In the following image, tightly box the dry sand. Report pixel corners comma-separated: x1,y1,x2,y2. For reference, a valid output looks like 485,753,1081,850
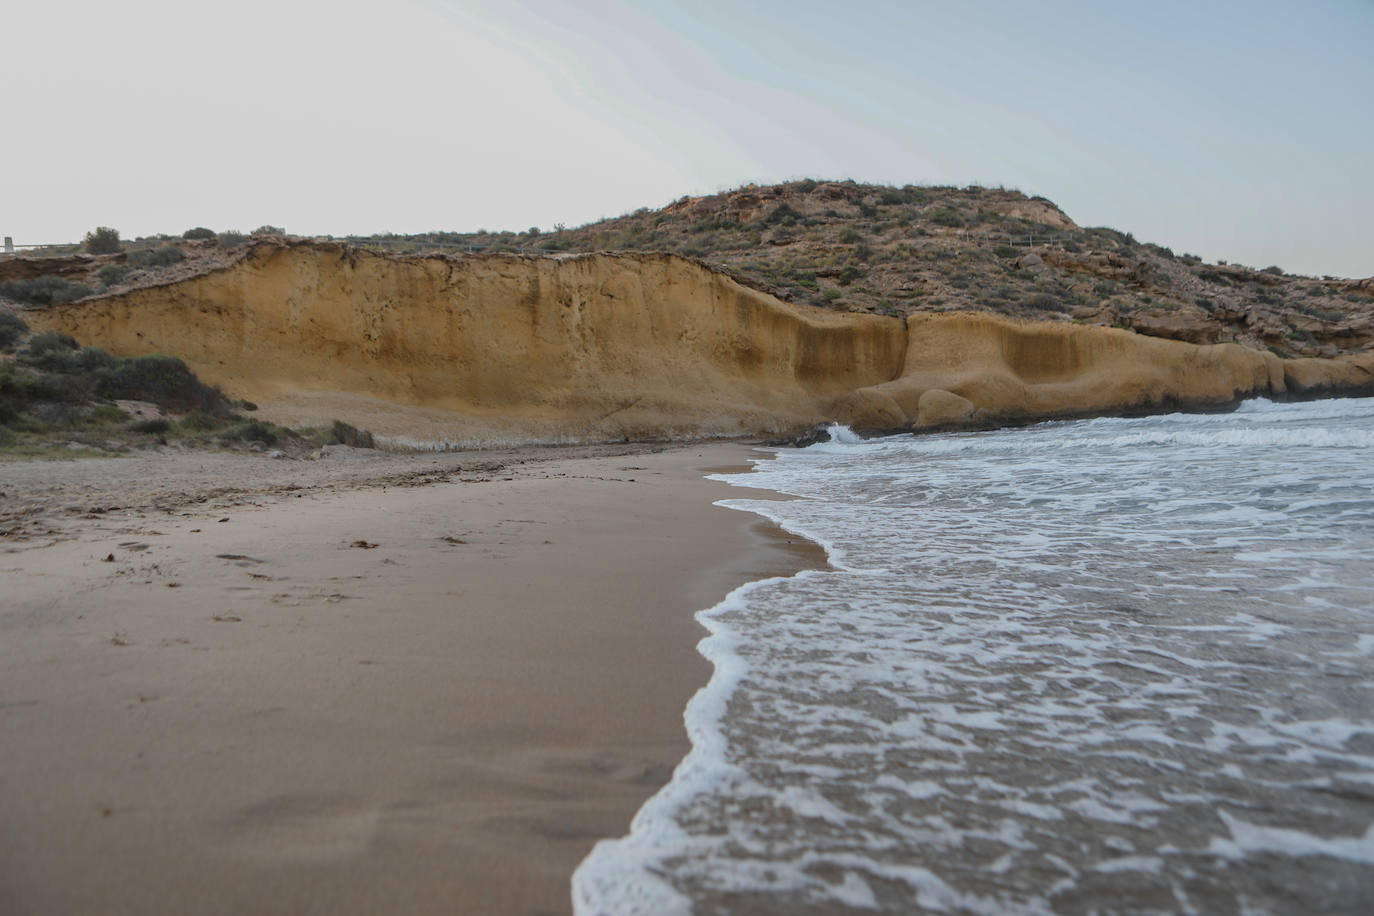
0,441,822,915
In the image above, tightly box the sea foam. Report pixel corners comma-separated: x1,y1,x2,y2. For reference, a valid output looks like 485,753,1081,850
575,398,1374,914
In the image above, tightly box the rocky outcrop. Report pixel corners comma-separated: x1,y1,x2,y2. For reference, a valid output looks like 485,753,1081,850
856,312,1287,426
915,389,976,428
0,254,108,283
27,243,1374,444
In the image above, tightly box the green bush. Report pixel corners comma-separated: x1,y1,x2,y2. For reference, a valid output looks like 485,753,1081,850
837,265,862,286
1024,292,1067,312
329,419,376,449
930,208,964,228
182,227,217,240
994,244,1019,259
764,203,801,226
26,343,116,375
84,226,122,254
229,420,278,446
0,275,96,305
0,313,28,350
218,231,249,248
25,330,79,358
0,363,42,424
130,417,171,434
96,354,229,414
179,410,221,431
96,264,132,286
252,225,285,236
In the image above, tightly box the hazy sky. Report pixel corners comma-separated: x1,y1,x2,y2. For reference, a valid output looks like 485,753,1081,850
7,0,1371,277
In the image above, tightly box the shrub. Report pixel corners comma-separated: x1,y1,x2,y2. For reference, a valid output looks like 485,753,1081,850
183,227,217,240
218,231,249,248
96,264,132,286
0,313,27,351
329,419,376,449
837,227,862,244
795,179,818,193
229,419,278,446
1024,292,1066,311
1262,265,1284,276
84,226,122,254
0,275,96,305
179,410,221,431
857,202,878,219
994,244,1019,259
127,245,184,268
930,208,964,228
837,265,862,286
251,225,285,236
130,417,171,434
764,203,801,226
26,344,116,375
25,330,79,358
96,354,231,414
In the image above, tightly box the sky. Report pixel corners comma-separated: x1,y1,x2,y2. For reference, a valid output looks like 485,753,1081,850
6,0,1371,277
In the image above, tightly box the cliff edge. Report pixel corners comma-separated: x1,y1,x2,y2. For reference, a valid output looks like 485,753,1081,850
28,242,1374,445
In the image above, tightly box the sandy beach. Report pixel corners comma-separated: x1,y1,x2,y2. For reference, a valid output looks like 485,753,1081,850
0,441,822,915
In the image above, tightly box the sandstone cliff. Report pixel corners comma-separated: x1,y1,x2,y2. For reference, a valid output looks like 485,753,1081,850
28,243,1374,445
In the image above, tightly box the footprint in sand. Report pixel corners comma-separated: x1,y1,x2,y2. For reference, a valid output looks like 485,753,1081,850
225,794,382,862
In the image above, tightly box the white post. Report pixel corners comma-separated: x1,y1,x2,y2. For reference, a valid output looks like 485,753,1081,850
3,236,12,254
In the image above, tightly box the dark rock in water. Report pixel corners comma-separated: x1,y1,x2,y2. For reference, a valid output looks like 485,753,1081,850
769,424,832,448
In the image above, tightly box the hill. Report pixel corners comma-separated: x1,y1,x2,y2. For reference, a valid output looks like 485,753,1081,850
351,180,1372,359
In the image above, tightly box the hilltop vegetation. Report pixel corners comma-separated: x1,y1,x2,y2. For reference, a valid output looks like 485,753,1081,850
4,182,1371,360
354,180,1373,358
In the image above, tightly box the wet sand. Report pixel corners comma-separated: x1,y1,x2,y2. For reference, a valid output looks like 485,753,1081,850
0,441,821,915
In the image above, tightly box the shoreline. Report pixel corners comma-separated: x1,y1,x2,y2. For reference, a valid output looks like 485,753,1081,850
0,441,823,915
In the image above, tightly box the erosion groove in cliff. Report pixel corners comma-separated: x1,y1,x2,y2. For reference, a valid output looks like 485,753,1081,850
30,243,1374,444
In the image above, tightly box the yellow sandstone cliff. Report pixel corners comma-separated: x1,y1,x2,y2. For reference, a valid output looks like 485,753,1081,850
29,243,1374,444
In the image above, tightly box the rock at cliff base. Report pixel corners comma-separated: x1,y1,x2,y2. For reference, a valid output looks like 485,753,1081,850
829,387,908,431
916,389,976,427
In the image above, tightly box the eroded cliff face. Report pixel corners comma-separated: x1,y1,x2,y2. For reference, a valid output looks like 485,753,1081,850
29,243,1374,444
30,244,904,441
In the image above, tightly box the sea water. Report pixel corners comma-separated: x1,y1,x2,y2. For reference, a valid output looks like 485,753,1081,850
575,397,1374,915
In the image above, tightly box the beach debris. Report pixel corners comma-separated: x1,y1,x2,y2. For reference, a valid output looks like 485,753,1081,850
211,614,242,623
102,553,115,562
109,636,127,646
217,518,229,523
216,553,265,565
166,582,181,588
119,541,150,552
440,536,467,545
350,539,378,549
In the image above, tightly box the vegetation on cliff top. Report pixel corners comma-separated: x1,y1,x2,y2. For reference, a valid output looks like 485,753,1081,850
4,182,1371,359
349,180,1373,359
